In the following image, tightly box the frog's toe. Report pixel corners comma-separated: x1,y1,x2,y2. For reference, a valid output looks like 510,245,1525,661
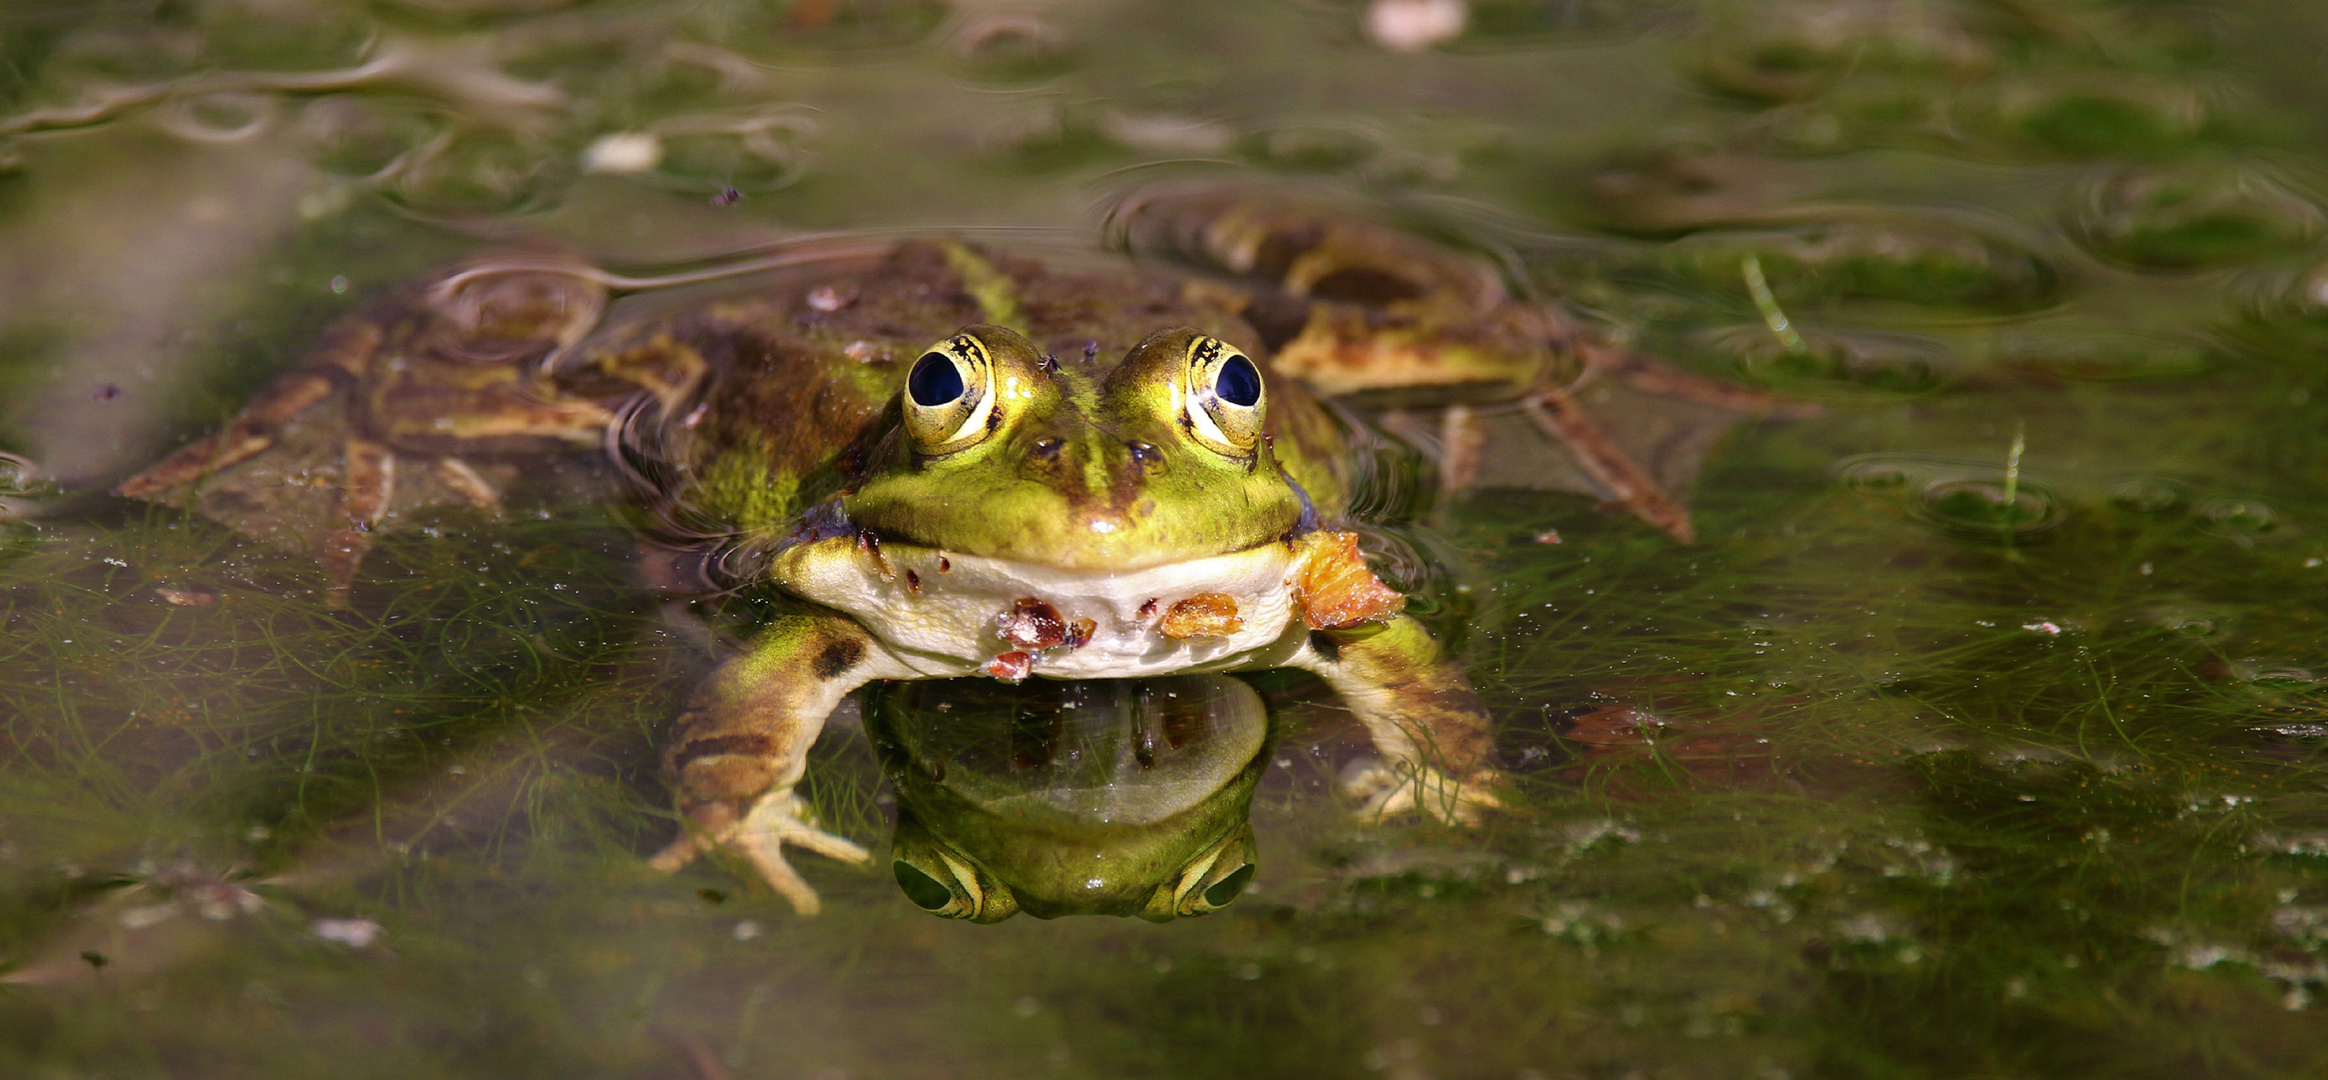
1341,758,1506,826
649,790,869,917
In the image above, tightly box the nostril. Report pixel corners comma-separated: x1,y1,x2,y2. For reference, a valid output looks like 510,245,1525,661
1127,441,1161,464
1032,437,1065,457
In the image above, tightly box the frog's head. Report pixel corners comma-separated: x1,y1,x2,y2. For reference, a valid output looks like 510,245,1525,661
871,674,1268,922
842,324,1308,571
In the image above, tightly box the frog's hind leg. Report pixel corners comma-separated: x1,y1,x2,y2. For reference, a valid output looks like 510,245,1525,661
112,319,382,499
1577,338,1823,420
431,457,505,514
318,435,395,608
1507,340,1823,544
1520,385,1700,545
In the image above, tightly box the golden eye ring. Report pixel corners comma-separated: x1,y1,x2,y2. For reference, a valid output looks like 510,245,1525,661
1184,336,1264,456
903,334,997,453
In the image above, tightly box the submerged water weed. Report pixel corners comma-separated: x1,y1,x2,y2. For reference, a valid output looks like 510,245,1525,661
0,508,671,958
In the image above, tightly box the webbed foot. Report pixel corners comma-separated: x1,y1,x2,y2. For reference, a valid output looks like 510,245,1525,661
1340,757,1507,826
649,790,871,916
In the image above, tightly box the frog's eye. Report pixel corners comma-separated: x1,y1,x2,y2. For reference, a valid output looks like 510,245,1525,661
1184,337,1265,457
1186,863,1254,915
889,843,1020,922
893,861,959,912
1150,825,1258,920
903,335,997,453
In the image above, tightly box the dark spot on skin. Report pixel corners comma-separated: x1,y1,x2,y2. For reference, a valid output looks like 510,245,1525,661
905,569,921,593
1082,340,1099,364
1039,352,1060,374
1139,598,1159,619
94,384,121,402
680,733,781,760
1063,617,1095,650
711,187,742,207
813,639,866,680
698,888,727,904
1308,630,1341,664
937,556,951,573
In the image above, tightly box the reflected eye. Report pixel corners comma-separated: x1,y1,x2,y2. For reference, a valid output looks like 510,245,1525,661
1199,864,1254,909
894,860,957,911
1158,827,1258,919
889,834,1020,921
903,335,997,452
1185,337,1265,457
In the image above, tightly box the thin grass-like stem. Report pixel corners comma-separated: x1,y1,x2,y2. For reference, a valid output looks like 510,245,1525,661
1741,254,1809,358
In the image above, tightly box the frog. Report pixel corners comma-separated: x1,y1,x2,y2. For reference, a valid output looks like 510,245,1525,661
116,185,1806,918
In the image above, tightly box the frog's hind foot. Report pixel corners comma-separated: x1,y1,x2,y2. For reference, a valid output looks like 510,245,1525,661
315,452,507,607
649,790,872,917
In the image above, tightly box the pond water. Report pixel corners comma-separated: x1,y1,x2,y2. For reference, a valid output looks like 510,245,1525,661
7,0,2328,1076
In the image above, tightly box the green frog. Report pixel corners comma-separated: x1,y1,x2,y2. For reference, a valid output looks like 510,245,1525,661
117,186,1798,918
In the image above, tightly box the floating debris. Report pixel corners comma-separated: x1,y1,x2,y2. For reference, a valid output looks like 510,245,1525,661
312,917,383,948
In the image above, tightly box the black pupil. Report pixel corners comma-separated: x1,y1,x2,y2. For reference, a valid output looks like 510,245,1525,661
1214,355,1261,408
908,352,967,407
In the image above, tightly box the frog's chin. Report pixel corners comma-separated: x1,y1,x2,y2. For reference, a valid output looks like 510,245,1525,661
770,535,1313,681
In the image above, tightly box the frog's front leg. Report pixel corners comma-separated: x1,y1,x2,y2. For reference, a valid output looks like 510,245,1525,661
1289,615,1506,825
648,609,916,915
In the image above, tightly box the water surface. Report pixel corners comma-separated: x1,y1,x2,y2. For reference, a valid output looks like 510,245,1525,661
6,1,2328,1076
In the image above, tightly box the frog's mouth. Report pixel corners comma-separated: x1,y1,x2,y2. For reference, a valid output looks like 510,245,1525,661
770,529,1402,682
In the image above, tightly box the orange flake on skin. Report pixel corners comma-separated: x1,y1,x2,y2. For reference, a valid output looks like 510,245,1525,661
987,651,1033,682
1293,531,1406,630
1158,593,1243,639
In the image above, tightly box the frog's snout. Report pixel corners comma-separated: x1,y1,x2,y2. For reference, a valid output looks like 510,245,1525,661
1013,425,1154,505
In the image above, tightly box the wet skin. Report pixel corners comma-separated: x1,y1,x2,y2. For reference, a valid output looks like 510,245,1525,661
118,188,1798,917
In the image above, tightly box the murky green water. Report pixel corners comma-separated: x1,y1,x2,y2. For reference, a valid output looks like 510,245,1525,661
8,1,2328,1076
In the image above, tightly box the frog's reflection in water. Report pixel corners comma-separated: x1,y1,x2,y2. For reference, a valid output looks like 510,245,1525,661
867,674,1268,923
